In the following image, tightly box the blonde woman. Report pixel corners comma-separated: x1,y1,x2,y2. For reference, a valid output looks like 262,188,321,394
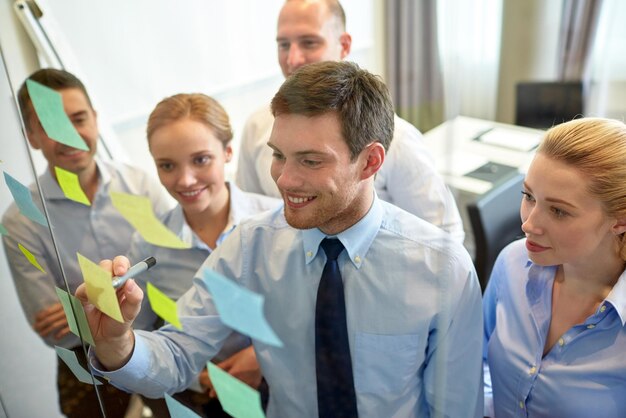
129,93,280,416
483,118,626,417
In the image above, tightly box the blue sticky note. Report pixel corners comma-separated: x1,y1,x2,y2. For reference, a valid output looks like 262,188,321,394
26,79,89,151
164,393,202,418
3,171,48,226
202,269,283,347
54,346,102,385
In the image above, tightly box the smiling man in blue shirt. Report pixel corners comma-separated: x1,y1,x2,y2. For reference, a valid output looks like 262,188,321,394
77,61,483,418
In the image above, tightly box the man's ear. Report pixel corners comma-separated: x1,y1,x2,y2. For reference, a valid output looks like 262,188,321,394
612,217,626,235
359,142,385,180
339,32,352,59
24,115,41,150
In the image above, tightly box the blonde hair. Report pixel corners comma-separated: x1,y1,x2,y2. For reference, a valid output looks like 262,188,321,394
146,93,233,147
538,117,626,260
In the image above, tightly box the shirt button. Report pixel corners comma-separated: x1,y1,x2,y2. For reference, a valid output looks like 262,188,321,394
600,305,607,312
558,338,565,347
587,324,595,329
529,366,536,374
519,401,524,409
354,256,361,263
306,251,313,258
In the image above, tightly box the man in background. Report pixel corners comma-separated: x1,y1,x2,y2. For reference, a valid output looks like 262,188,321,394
236,0,465,242
2,68,171,417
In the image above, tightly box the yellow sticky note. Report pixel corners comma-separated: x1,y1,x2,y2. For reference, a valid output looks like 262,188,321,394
77,253,124,323
147,282,182,329
18,243,45,273
54,166,90,206
110,192,190,249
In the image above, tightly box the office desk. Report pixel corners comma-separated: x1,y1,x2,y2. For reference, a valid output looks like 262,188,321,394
422,116,545,254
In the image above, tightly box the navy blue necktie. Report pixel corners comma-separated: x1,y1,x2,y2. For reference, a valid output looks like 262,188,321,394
315,238,358,417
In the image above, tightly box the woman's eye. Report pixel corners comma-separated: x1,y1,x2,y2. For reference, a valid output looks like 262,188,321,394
521,191,534,202
194,155,211,165
158,163,173,171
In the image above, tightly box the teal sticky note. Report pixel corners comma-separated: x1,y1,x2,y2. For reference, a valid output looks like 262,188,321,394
3,171,48,226
202,269,283,347
164,393,202,418
54,346,102,385
26,79,89,151
208,363,265,418
0,223,8,236
55,287,95,346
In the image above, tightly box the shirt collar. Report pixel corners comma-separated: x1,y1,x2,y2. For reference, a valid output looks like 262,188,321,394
526,257,626,326
169,205,212,251
40,158,109,200
170,183,244,251
302,194,382,269
605,268,626,326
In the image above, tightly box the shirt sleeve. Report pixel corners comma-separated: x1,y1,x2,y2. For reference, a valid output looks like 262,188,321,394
423,258,483,418
88,227,247,397
236,113,266,195
482,251,504,418
378,120,465,243
2,209,79,348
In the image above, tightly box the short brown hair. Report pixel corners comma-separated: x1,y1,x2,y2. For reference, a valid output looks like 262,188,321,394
17,68,92,131
271,60,394,160
146,93,233,147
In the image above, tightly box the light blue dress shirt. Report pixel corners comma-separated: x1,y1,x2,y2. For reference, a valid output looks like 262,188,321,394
2,159,171,348
130,182,281,363
483,239,626,417
91,197,483,418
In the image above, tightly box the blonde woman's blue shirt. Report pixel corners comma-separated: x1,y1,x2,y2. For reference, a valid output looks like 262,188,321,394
483,238,626,417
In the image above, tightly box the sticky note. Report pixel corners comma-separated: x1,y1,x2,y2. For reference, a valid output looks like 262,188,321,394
55,346,102,385
0,223,8,236
77,253,124,323
208,363,265,418
164,393,202,418
110,191,189,249
3,171,48,226
54,166,90,205
202,269,282,347
55,287,95,346
18,243,45,273
147,282,182,330
26,80,89,151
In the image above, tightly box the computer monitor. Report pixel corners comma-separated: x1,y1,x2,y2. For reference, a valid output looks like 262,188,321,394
515,81,584,129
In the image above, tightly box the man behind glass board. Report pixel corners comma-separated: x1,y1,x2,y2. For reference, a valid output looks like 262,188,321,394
77,60,483,418
236,0,465,243
2,68,171,417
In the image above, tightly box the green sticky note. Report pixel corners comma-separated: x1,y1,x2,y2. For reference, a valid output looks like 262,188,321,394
110,191,190,249
18,243,45,273
54,166,90,206
208,362,265,418
26,80,88,151
55,346,102,385
55,287,95,346
147,282,182,330
77,253,124,323
0,223,8,236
